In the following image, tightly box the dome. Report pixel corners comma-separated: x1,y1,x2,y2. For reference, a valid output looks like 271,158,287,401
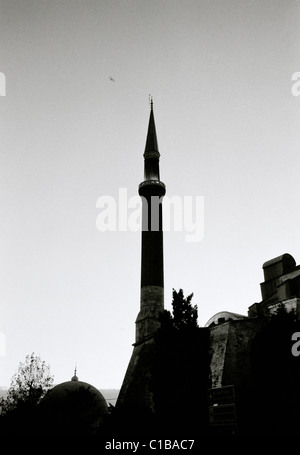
205,311,246,327
39,372,109,438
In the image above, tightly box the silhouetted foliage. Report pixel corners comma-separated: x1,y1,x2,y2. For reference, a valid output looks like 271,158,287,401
0,353,54,442
0,352,53,416
162,288,198,331
150,289,209,438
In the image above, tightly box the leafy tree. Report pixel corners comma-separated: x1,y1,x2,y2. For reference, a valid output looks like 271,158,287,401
0,352,54,415
164,288,198,330
153,289,208,436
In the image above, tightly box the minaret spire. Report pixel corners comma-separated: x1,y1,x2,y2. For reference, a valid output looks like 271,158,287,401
149,94,153,110
136,100,166,344
116,100,166,417
144,97,159,173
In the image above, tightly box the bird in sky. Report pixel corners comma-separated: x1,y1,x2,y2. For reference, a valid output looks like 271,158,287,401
109,77,115,82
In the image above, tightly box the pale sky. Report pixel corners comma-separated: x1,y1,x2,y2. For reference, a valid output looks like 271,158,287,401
1,0,300,389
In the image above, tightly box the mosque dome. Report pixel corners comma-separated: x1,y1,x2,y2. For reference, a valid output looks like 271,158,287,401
39,369,109,438
204,311,247,327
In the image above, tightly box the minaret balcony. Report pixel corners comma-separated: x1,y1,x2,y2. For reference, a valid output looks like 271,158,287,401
138,180,166,197
143,150,160,160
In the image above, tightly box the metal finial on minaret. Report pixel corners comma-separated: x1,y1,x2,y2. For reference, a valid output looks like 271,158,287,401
149,94,153,110
71,363,78,381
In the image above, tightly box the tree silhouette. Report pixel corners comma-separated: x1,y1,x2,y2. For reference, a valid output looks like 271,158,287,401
0,352,54,416
162,288,198,330
151,288,209,437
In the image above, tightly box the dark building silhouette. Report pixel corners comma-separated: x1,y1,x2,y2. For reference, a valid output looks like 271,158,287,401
38,369,109,441
249,253,300,318
207,253,300,437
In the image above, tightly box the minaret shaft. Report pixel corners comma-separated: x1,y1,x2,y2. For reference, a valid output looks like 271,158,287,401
116,102,165,415
135,104,165,344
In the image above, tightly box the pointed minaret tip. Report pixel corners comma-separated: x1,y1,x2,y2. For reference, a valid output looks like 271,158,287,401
149,94,153,110
144,96,159,156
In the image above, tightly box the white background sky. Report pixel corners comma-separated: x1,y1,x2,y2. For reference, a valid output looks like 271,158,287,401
1,0,300,390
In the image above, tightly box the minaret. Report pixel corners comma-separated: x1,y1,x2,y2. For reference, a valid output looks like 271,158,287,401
136,98,166,344
116,100,166,416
